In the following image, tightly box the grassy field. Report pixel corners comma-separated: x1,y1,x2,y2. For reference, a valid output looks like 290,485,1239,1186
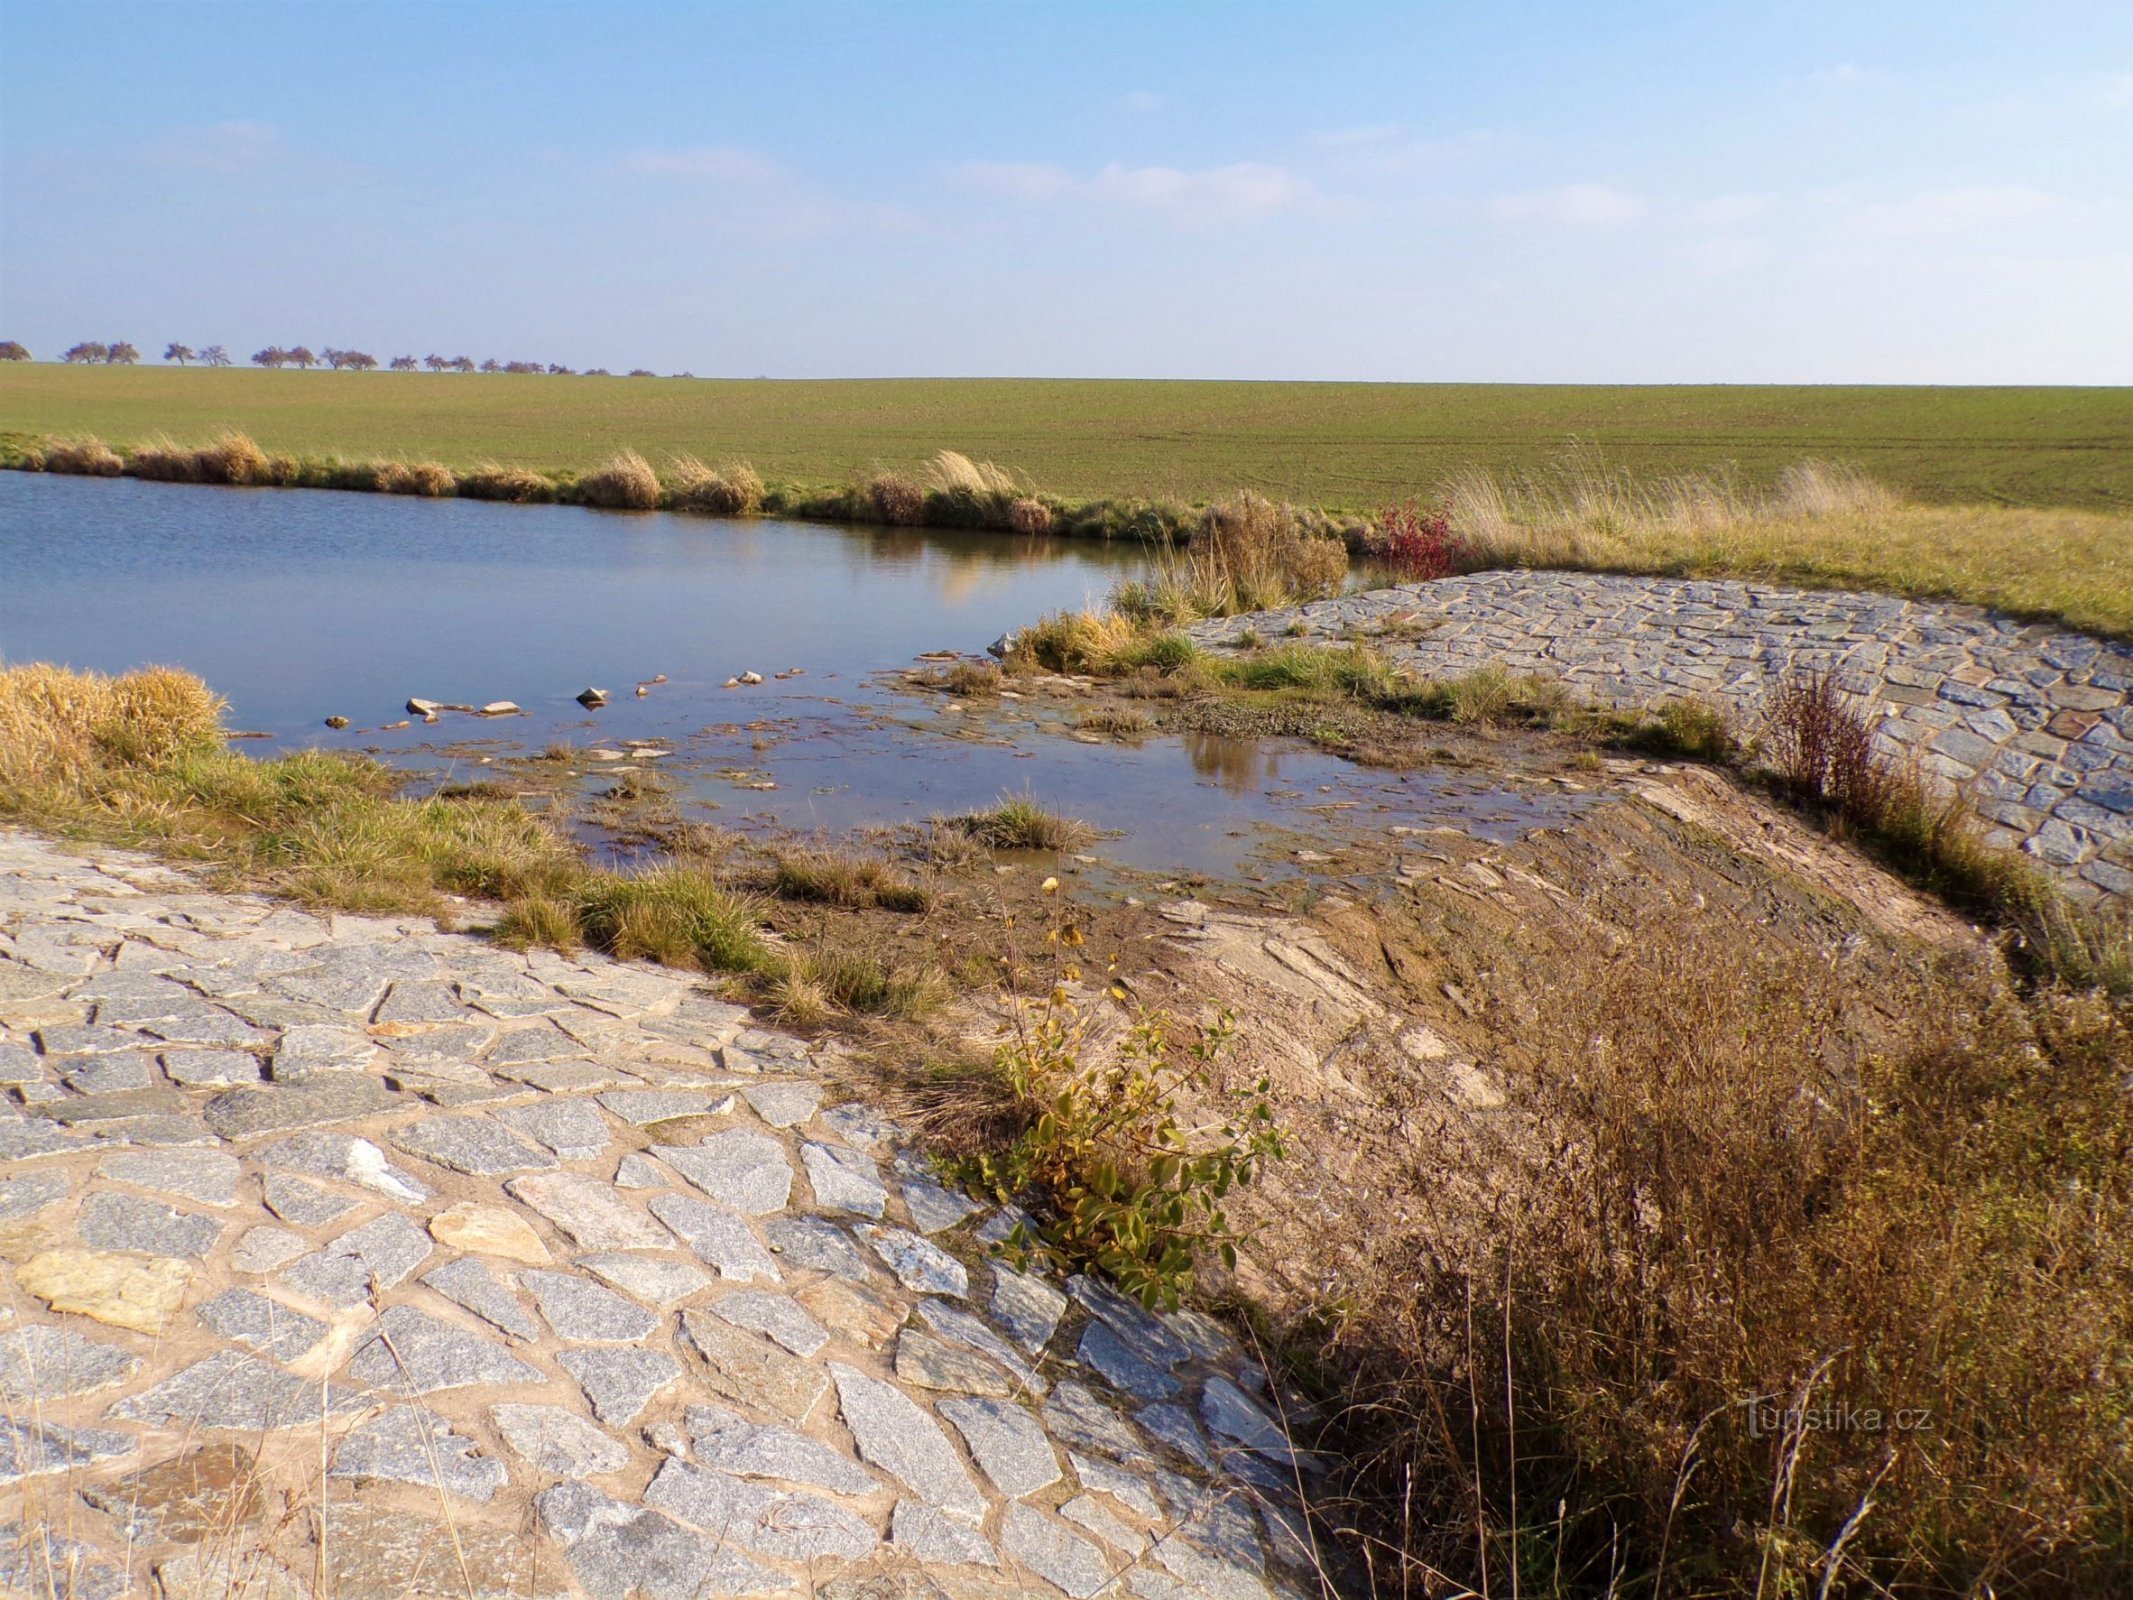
2,364,2128,510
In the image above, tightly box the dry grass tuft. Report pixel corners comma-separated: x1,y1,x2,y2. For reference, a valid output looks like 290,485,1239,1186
1007,496,1055,535
43,435,123,476
576,449,661,511
867,471,926,526
458,463,557,503
0,662,225,788
373,459,456,497
665,455,765,515
1116,491,1349,622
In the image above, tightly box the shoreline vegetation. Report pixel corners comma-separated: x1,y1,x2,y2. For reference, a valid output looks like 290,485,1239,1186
8,425,2133,639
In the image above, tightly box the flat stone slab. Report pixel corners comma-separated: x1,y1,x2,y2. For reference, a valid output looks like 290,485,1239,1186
707,1289,829,1356
940,1394,1064,1497
17,1247,192,1334
681,1312,828,1424
498,1096,613,1159
255,1131,429,1200
509,1171,673,1250
992,1265,1069,1353
203,1074,400,1137
802,1141,889,1217
522,1268,661,1341
278,1210,433,1307
578,1251,711,1309
94,1146,243,1207
0,1171,71,1221
1000,1501,1116,1597
392,1114,556,1175
648,1193,781,1281
863,1225,968,1296
0,1415,135,1485
0,1325,139,1402
684,1402,877,1495
830,1361,986,1519
112,1349,365,1430
332,1404,507,1501
429,1199,553,1263
763,1213,874,1281
261,1172,356,1227
341,1304,544,1393
654,1130,793,1214
321,1501,573,1600
644,1456,878,1562
491,1402,630,1479
558,1346,684,1426
196,1288,329,1363
424,1255,542,1339
738,1079,822,1128
77,1186,225,1262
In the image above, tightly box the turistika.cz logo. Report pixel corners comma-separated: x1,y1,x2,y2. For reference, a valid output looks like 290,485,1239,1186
1742,1396,1934,1440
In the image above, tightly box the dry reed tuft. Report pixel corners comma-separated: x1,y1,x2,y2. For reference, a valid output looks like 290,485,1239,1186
867,471,926,526
665,455,765,515
1007,496,1055,535
0,663,225,788
43,435,124,476
372,459,455,497
575,449,661,511
1116,492,1349,621
458,463,556,503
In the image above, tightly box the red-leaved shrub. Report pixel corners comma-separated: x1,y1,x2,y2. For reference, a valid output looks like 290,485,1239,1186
1372,498,1471,580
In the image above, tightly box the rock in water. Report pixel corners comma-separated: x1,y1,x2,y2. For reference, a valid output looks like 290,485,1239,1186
406,697,441,716
576,688,610,708
739,671,764,685
323,715,350,729
481,701,521,716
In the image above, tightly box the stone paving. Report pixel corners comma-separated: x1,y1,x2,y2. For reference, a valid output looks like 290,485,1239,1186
1186,572,2133,898
0,829,1316,1600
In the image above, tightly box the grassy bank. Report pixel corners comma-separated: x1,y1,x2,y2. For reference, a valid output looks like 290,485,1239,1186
2,366,2128,509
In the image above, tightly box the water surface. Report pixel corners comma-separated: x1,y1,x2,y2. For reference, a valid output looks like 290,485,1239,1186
0,473,1589,874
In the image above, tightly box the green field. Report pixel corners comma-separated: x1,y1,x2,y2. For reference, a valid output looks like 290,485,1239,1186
2,365,2127,510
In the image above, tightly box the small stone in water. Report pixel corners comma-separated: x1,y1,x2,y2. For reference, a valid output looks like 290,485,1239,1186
576,688,610,708
324,716,349,729
481,701,521,716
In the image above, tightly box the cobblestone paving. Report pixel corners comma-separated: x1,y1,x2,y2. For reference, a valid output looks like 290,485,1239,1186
0,830,1315,1600
1187,572,2133,898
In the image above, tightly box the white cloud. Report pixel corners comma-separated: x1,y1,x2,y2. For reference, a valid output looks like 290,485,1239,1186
622,145,783,184
1835,185,2065,238
961,159,1318,223
1489,184,1647,224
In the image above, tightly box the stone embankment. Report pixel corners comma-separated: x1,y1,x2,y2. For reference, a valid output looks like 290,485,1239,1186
0,830,1312,1600
1187,573,2133,898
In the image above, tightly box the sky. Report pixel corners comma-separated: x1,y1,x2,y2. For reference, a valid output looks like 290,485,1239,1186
2,1,2129,383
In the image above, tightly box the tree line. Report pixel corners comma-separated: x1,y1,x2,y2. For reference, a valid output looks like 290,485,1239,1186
0,340,657,377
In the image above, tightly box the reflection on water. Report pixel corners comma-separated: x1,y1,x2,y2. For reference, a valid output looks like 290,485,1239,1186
0,472,1597,878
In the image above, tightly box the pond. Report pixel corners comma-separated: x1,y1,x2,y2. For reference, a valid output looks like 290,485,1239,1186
0,472,1588,876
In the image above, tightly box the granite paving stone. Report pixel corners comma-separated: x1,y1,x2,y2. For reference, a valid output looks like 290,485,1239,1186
648,1192,782,1281
332,1404,508,1501
341,1304,544,1393
897,1329,1018,1397
509,1170,674,1250
76,1189,225,1259
1081,1319,1184,1401
901,1172,980,1234
95,1146,242,1206
830,1361,987,1519
278,1210,433,1307
491,1402,631,1478
558,1346,685,1425
261,1172,356,1227
863,1225,968,1296
644,1456,878,1562
991,1265,1069,1353
892,1500,1002,1567
763,1213,875,1281
738,1079,822,1128
112,1350,365,1430
655,1130,793,1214
0,1325,139,1402
578,1250,712,1308
707,1288,829,1355
1000,1502,1115,1598
422,1255,543,1340
939,1394,1063,1497
0,1416,136,1485
196,1288,329,1363
498,1097,613,1160
802,1140,889,1217
683,1402,878,1494
393,1114,557,1175
255,1132,429,1201
682,1313,828,1423
523,1268,662,1341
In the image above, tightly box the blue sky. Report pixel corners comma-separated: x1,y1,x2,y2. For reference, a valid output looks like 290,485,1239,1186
3,1,2128,382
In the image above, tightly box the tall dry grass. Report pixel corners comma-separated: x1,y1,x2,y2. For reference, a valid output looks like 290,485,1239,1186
1314,907,2133,1598
574,449,661,511
1115,491,1349,622
664,455,765,515
458,463,557,503
41,436,124,476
